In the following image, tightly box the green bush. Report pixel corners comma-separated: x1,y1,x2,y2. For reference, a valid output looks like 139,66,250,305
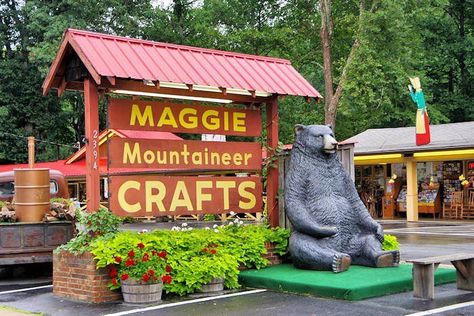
91,223,290,295
55,207,122,254
382,234,400,251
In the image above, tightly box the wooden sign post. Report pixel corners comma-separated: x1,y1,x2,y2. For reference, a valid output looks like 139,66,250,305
84,78,100,212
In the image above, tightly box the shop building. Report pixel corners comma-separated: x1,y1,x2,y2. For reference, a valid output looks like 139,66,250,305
0,129,182,205
345,121,474,221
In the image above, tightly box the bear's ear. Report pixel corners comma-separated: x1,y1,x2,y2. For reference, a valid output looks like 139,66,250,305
326,123,333,131
294,124,305,135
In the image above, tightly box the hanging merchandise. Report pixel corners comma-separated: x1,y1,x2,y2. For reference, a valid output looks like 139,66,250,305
439,162,462,203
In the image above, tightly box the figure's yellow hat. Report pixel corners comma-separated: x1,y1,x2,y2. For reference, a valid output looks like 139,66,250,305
409,77,422,91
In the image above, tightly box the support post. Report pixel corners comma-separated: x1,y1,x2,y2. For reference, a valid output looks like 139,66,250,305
406,159,418,221
413,263,435,300
84,78,100,212
266,97,279,227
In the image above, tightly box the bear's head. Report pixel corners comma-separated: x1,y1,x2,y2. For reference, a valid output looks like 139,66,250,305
293,124,338,156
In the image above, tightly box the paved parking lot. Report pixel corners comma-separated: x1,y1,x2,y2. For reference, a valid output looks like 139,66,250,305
1,220,474,316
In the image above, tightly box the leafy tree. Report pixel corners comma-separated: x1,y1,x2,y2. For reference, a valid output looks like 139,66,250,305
1,0,473,163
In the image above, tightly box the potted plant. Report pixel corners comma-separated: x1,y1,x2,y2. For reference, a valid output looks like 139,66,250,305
108,242,172,304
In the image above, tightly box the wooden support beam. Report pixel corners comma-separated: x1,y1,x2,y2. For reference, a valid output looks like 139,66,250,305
106,76,116,86
63,79,271,103
58,78,67,97
454,259,474,290
413,263,435,300
84,78,101,212
266,96,279,227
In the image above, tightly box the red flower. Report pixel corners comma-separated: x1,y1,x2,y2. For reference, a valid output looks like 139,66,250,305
114,256,122,263
109,265,117,278
137,242,145,249
121,274,129,281
125,258,134,267
151,250,158,256
202,248,208,253
142,273,150,282
162,274,172,284
111,278,118,286
142,253,150,262
148,269,155,276
166,265,172,273
210,249,217,255
128,250,135,258
158,251,167,259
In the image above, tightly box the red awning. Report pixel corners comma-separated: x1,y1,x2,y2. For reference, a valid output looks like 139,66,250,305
43,29,321,99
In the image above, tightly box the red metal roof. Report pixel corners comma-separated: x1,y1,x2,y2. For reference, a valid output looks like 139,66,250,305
43,29,321,99
0,159,179,178
65,128,182,165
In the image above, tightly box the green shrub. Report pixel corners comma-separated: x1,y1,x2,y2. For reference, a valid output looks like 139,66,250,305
382,234,400,251
91,223,290,295
55,207,122,254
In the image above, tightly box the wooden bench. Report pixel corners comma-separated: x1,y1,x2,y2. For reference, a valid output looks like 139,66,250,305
407,253,474,300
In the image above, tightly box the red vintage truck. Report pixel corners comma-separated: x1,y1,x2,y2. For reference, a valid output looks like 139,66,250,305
0,170,73,265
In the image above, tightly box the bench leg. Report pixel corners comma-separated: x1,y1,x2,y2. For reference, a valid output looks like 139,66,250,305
452,259,474,291
413,263,435,300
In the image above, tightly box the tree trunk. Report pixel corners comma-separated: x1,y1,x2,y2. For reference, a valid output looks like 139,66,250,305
320,0,365,131
320,0,335,128
457,0,467,95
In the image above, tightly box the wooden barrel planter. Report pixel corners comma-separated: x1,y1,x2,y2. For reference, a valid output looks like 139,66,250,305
121,279,162,304
198,278,224,293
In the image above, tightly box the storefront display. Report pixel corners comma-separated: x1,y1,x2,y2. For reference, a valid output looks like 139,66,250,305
439,162,462,203
396,185,441,217
356,160,473,220
467,162,474,188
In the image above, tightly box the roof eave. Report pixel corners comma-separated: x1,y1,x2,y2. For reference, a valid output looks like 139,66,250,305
42,29,102,95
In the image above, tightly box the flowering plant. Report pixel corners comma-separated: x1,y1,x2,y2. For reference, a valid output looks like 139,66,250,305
107,242,172,290
459,174,470,188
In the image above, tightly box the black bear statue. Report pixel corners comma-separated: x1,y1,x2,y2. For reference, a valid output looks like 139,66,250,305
285,124,400,273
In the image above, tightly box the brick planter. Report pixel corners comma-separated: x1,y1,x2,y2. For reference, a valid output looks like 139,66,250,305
239,242,283,270
53,250,121,303
262,242,283,265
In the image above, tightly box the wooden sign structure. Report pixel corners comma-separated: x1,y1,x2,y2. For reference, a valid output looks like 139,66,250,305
109,138,262,171
107,99,264,217
41,29,324,227
109,99,262,136
109,175,262,217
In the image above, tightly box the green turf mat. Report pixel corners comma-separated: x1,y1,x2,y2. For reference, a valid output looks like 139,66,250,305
239,263,456,300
